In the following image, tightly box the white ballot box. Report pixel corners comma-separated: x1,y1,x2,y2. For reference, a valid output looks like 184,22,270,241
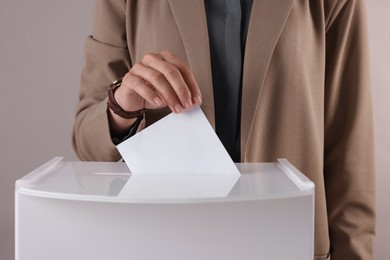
15,157,314,260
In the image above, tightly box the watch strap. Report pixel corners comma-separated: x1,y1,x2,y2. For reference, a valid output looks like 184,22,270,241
107,78,147,119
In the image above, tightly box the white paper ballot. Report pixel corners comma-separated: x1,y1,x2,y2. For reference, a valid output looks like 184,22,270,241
116,106,240,176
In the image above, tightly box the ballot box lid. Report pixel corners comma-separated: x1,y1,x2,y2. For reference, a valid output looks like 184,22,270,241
15,157,314,203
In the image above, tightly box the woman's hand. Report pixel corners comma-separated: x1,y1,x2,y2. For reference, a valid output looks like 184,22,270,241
108,50,202,136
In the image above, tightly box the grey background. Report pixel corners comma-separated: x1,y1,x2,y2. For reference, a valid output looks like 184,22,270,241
1,1,389,259
0,1,93,259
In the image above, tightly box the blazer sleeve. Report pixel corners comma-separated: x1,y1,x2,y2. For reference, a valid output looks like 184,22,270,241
72,0,137,161
323,0,375,259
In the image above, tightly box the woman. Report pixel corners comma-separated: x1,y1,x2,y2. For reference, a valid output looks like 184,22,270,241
73,1,375,259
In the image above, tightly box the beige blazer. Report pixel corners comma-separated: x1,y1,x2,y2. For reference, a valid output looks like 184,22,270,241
73,0,375,259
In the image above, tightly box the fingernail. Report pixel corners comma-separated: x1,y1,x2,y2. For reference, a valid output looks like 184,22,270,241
194,95,202,105
168,105,176,113
175,104,183,113
184,99,192,110
154,96,163,105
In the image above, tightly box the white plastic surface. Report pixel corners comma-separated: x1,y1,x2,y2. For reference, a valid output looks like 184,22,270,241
15,158,313,202
15,158,314,260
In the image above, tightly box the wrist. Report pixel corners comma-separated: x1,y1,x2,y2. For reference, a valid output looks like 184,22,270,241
107,108,138,138
106,77,146,137
107,78,147,119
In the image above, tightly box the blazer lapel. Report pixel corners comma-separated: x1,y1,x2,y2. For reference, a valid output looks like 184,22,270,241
241,0,294,158
168,0,215,128
169,0,294,158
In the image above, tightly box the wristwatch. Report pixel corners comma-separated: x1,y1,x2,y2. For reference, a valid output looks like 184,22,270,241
107,78,147,119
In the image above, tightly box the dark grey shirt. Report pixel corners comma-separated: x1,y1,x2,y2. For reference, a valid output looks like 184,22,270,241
205,0,253,162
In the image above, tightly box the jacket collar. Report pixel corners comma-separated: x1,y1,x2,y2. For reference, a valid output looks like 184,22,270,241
168,0,294,156
168,0,215,127
241,0,294,158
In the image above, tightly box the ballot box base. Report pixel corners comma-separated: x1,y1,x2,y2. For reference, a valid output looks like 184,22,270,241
15,158,314,260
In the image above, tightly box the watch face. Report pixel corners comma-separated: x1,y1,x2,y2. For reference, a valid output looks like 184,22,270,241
111,78,123,90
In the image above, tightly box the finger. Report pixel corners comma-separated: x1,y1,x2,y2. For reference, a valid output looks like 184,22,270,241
146,91,167,110
125,73,165,108
160,50,202,105
142,53,192,111
131,62,183,113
